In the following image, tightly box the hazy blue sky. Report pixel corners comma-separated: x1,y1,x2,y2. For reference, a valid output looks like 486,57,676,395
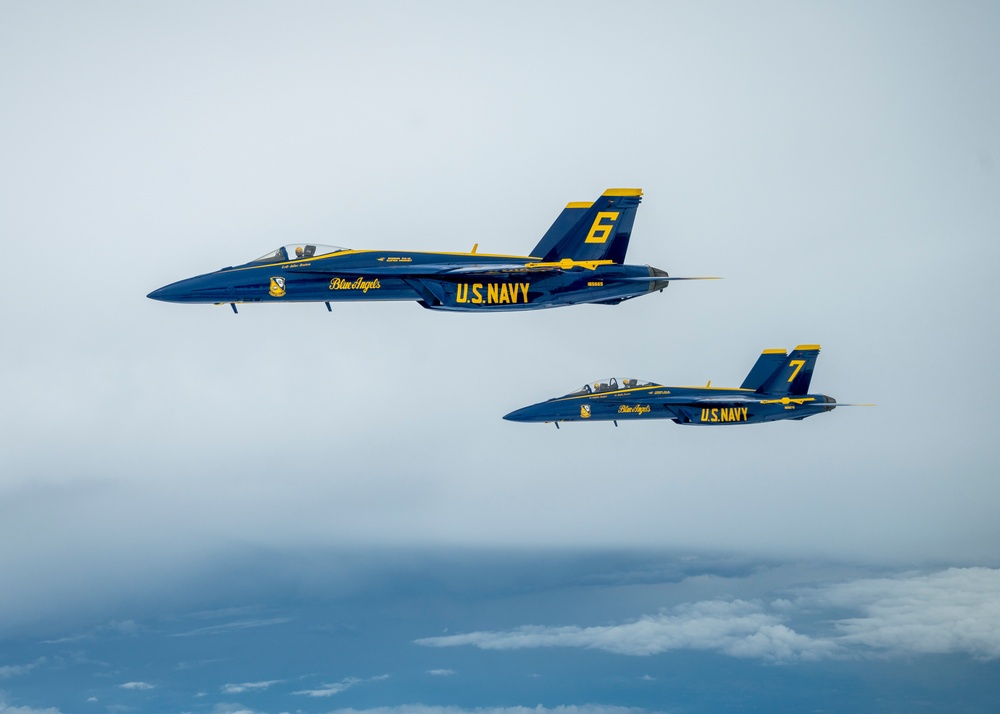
1,1,999,713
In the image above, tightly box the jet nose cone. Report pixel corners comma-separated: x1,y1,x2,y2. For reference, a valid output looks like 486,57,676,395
503,403,555,422
147,281,190,302
147,273,223,303
503,406,534,422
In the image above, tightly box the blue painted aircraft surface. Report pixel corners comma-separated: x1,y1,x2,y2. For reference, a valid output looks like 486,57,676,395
504,345,868,427
148,189,712,312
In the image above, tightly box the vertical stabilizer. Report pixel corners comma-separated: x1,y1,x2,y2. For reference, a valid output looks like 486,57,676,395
530,202,593,261
740,349,788,390
757,345,821,396
530,188,642,263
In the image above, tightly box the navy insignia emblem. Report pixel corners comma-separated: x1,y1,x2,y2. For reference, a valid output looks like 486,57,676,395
580,404,591,419
269,277,286,297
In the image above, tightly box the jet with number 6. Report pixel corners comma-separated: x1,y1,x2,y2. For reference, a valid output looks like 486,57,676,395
147,188,713,313
504,345,871,427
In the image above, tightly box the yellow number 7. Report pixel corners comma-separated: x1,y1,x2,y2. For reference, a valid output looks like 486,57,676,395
787,360,805,382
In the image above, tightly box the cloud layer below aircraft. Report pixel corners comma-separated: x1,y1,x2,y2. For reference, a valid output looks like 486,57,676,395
417,567,1000,661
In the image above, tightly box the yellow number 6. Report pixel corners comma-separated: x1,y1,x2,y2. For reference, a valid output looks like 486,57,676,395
585,212,619,243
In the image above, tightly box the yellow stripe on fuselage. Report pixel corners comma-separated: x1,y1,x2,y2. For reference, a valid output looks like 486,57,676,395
554,385,663,402
231,249,539,272
553,385,755,402
676,386,755,391
524,259,613,271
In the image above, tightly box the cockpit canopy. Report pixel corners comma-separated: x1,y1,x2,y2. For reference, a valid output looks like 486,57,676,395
569,377,660,395
250,244,348,264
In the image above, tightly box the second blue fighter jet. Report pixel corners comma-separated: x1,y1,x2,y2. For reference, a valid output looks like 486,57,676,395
148,188,711,312
505,345,868,427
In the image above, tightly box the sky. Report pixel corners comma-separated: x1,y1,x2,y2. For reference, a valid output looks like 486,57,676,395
1,1,999,712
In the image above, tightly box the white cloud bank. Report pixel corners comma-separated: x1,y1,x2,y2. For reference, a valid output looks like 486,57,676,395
0,657,46,679
221,679,283,694
0,702,62,714
170,617,291,637
417,600,836,662
416,568,1000,662
321,707,650,714
295,674,389,697
814,567,1000,659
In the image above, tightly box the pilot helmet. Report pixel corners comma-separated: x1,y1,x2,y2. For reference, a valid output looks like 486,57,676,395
295,246,304,258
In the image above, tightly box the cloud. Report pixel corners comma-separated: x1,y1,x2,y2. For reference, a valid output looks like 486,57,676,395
0,698,64,714
416,568,1000,662
0,657,46,679
417,600,839,661
221,680,283,694
294,674,388,697
807,567,1000,660
170,618,290,637
317,706,653,714
41,619,142,644
118,681,155,690
428,669,456,676
210,705,265,714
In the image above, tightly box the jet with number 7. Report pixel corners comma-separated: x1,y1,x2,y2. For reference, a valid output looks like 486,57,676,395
147,188,714,312
504,345,872,427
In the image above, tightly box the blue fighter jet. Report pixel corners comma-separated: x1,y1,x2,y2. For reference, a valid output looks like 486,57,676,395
504,345,869,427
148,188,711,313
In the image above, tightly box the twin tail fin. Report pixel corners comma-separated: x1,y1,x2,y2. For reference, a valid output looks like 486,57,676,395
530,188,642,263
743,345,821,396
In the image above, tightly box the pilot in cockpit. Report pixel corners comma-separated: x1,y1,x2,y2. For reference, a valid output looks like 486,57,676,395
295,246,305,260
